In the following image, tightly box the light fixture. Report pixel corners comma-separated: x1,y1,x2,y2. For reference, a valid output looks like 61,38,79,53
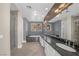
59,3,66,8
55,9,61,13
55,9,59,13
42,15,44,18
54,3,70,13
34,13,37,16
33,11,37,16
64,4,70,8
34,11,37,13
45,8,48,10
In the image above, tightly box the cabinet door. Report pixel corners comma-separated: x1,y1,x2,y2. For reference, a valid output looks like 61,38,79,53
48,44,61,56
40,36,45,47
74,20,79,42
61,20,67,39
44,41,61,56
39,37,43,46
47,37,51,43
44,41,50,56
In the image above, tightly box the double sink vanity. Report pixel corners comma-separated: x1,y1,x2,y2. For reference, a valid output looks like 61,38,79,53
39,34,79,56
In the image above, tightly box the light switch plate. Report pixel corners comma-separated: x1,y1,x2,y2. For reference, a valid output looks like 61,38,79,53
0,34,3,39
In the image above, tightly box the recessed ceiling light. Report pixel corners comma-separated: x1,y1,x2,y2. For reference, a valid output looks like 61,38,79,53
33,11,38,16
45,8,48,10
34,13,37,16
42,15,44,18
34,11,37,13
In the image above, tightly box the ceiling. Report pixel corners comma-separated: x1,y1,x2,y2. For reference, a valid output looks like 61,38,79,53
11,3,79,22
15,3,54,22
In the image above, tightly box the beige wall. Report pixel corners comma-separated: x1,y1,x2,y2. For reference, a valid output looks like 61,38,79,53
0,3,10,55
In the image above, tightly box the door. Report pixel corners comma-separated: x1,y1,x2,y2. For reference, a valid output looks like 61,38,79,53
10,11,18,49
74,19,79,43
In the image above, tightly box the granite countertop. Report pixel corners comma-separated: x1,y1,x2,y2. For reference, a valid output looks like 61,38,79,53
42,34,79,56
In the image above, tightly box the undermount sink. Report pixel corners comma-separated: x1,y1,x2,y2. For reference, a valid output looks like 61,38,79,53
56,43,76,52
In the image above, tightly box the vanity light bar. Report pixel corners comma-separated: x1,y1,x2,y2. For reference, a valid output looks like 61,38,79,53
55,3,70,13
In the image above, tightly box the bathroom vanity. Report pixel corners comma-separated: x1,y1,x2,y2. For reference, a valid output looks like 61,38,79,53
40,36,61,56
39,34,79,56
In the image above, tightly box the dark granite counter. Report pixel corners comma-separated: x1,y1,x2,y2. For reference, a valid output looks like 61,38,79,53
42,34,79,56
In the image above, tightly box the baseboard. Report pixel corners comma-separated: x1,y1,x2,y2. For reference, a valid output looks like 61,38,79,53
18,44,22,48
22,40,26,43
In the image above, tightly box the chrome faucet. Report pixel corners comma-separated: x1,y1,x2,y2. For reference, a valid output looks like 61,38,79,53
65,40,68,45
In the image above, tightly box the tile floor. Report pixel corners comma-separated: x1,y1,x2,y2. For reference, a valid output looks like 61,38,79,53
11,42,45,56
